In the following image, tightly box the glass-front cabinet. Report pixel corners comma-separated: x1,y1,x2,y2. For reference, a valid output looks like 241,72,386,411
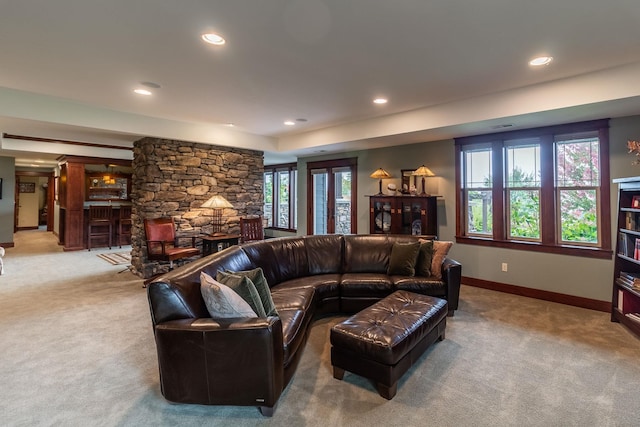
368,195,438,237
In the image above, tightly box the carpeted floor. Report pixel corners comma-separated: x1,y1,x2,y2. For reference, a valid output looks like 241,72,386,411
2,229,640,426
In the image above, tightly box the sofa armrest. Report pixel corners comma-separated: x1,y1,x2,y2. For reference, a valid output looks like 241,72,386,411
154,316,284,411
442,257,461,316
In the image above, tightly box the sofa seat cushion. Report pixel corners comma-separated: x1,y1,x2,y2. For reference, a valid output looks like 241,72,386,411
271,274,341,300
340,273,394,297
271,287,316,312
278,308,313,366
392,276,446,296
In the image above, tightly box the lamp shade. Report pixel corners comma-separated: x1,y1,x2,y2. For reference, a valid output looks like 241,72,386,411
413,165,435,196
370,168,392,179
201,195,233,209
413,165,435,177
370,168,391,195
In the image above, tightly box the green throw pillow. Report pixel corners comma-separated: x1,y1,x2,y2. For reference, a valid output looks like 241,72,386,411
216,271,267,317
416,239,434,277
387,241,421,276
228,267,278,317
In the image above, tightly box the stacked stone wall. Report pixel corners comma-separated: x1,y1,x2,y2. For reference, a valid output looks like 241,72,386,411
130,137,263,278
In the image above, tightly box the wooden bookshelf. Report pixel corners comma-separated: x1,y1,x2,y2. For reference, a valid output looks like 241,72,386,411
612,177,640,339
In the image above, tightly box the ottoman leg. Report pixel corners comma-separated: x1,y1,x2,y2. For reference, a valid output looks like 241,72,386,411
376,382,397,400
333,366,345,380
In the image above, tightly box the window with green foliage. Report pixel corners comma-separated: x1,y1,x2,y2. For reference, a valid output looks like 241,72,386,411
264,163,297,231
455,120,611,258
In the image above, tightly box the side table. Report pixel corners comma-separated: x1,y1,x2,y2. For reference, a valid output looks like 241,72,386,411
202,233,241,256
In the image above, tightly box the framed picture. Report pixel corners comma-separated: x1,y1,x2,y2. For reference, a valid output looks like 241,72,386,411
632,195,640,208
401,169,416,194
19,182,36,193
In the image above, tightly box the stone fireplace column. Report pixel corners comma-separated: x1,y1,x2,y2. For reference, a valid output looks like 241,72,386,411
130,137,264,278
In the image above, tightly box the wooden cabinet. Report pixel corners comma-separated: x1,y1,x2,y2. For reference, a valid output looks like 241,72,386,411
59,161,86,251
612,177,640,338
368,195,438,237
57,156,132,251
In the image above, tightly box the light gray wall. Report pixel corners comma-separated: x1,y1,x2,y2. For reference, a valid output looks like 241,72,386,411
0,156,16,245
294,115,640,302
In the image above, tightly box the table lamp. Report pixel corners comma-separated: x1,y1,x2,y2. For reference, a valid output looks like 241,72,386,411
370,168,391,196
201,195,233,235
413,165,435,196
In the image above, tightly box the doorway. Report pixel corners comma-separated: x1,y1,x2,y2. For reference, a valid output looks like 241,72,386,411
307,158,357,235
15,171,54,232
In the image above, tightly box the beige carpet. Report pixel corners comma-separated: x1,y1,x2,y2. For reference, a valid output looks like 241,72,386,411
1,229,640,426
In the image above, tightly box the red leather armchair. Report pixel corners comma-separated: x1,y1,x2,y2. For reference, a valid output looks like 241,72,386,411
144,217,200,270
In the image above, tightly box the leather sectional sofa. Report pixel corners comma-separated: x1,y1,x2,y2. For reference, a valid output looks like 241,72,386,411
146,234,461,416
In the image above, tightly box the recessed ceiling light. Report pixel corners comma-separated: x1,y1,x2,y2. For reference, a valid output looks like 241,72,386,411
373,98,388,104
284,120,296,126
490,124,514,129
141,81,161,89
201,33,226,45
529,56,553,66
225,123,235,127
134,88,152,96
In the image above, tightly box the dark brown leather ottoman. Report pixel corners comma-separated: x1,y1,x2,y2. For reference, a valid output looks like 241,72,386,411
330,290,447,399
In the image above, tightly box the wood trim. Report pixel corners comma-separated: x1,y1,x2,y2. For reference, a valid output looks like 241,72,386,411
15,170,53,177
462,276,610,312
3,133,132,152
59,156,132,166
455,235,612,259
455,144,463,237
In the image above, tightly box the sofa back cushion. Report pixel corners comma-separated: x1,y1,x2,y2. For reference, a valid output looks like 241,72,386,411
148,280,210,326
148,246,255,326
343,235,393,273
304,234,344,275
241,237,309,286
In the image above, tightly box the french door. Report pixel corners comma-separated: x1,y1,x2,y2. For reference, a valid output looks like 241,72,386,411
307,158,357,235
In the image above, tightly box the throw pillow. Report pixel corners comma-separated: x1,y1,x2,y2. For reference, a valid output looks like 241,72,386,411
200,272,257,319
430,240,453,280
228,267,278,317
387,241,421,276
216,271,267,317
415,239,434,277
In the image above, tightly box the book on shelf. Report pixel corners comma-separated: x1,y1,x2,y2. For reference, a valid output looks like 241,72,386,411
618,232,629,256
635,238,640,260
617,274,640,291
620,271,640,281
626,212,637,231
625,313,640,323
618,290,624,311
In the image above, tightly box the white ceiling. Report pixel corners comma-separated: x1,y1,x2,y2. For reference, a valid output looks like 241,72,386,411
1,0,640,167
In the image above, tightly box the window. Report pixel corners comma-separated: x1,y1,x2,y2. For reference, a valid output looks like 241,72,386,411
307,158,357,235
264,163,297,231
456,120,611,258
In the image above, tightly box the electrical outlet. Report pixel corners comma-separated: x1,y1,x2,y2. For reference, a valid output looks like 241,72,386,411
501,262,508,272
